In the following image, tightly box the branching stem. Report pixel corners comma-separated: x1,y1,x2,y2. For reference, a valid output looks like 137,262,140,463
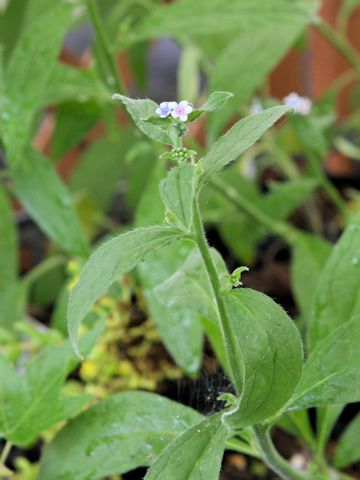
252,425,307,480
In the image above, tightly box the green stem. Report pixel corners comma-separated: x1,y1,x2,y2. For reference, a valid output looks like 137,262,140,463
192,196,243,393
22,255,66,287
264,133,325,233
0,440,12,466
86,0,124,93
307,153,349,221
264,133,300,180
210,178,298,246
226,437,260,458
252,425,307,480
315,20,360,75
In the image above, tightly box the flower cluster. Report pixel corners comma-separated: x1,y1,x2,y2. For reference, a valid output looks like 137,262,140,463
156,100,193,122
283,93,312,116
249,93,312,117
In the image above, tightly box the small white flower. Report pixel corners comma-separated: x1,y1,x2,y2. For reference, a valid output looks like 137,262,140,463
171,100,193,122
283,93,312,116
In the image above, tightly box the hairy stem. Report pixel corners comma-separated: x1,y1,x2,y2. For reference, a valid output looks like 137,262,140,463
252,425,307,480
263,133,324,233
86,0,124,93
307,152,349,221
192,196,242,393
210,178,298,246
0,440,12,466
315,20,360,75
22,255,66,287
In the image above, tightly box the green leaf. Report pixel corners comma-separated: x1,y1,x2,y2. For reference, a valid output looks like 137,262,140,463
42,64,111,107
277,410,316,449
0,0,29,63
290,316,360,409
316,405,343,455
0,186,17,291
264,179,318,219
199,91,234,113
189,91,234,122
0,326,101,445
126,0,318,45
145,414,228,480
138,244,204,376
112,94,171,144
155,248,226,323
160,164,197,230
209,20,311,138
308,213,360,350
291,233,332,324
11,149,88,257
177,42,201,104
39,392,202,480
155,248,229,371
135,163,203,375
0,281,27,330
51,101,102,161
334,412,360,469
224,289,303,427
1,2,75,165
202,106,290,180
212,175,317,264
68,225,184,357
69,131,136,212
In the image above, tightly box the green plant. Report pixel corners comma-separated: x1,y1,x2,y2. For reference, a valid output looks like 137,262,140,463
1,0,360,478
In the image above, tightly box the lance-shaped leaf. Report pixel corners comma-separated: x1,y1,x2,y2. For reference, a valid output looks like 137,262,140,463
334,412,360,469
223,289,303,428
11,149,88,257
112,94,172,144
0,326,101,445
208,16,312,139
290,317,360,409
202,106,290,180
138,244,204,376
308,212,360,350
155,248,229,370
135,163,203,375
160,164,197,230
291,233,332,325
188,91,233,122
1,2,75,165
68,225,184,357
39,392,202,480
145,414,229,480
125,0,319,44
0,186,17,291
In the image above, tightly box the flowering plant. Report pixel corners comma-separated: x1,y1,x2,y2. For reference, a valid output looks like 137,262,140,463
0,0,360,479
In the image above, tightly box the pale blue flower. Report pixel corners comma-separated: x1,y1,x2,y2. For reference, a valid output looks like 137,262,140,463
156,101,175,118
250,99,263,115
283,93,312,116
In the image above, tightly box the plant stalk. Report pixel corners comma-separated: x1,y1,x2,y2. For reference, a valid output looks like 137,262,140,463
86,0,124,93
0,440,12,466
252,425,307,480
210,178,298,246
315,20,360,75
192,196,243,393
22,255,66,287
